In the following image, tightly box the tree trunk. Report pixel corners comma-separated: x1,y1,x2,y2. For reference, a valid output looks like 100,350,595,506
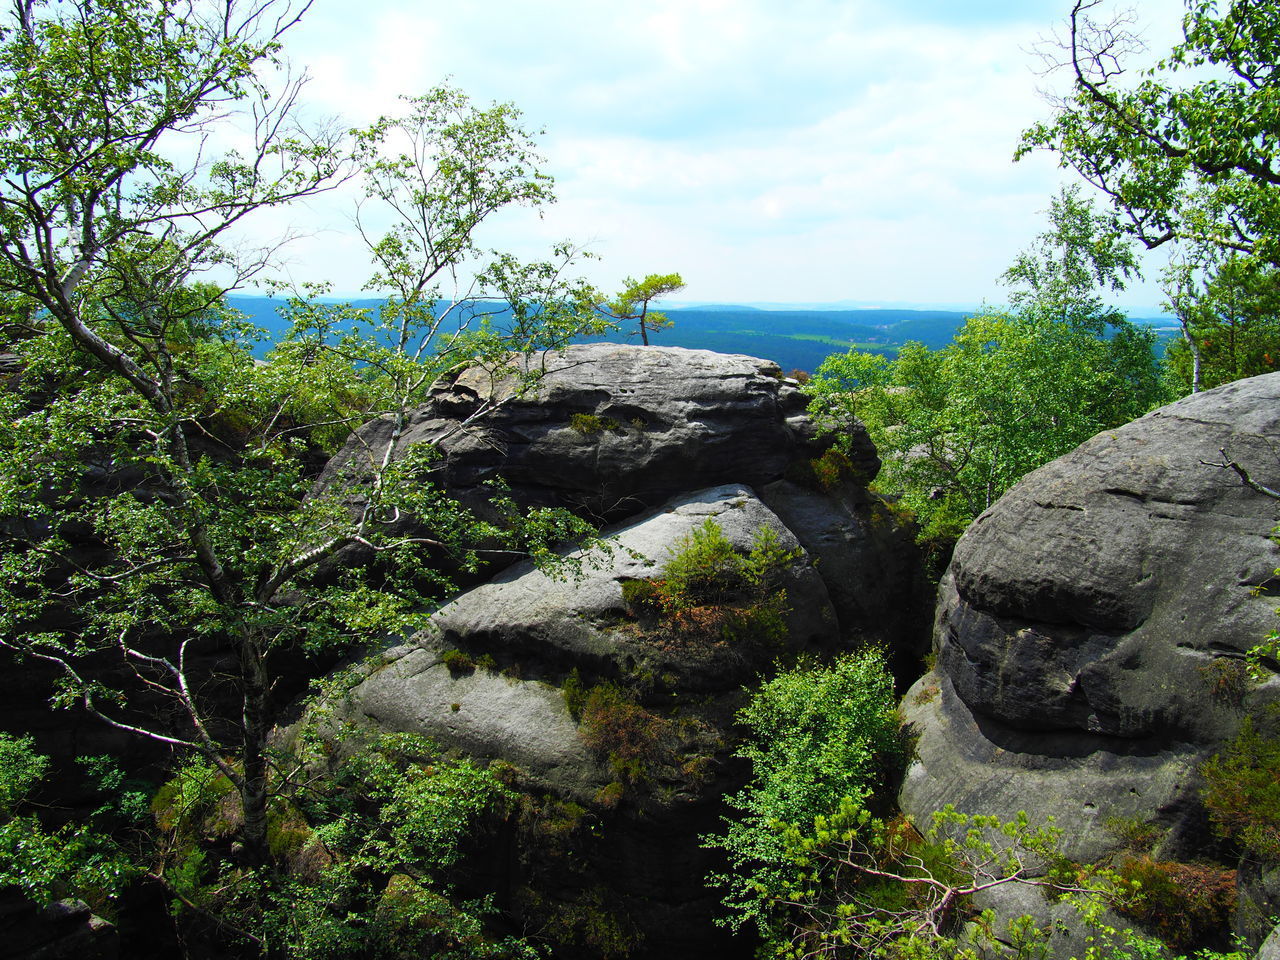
239,631,272,864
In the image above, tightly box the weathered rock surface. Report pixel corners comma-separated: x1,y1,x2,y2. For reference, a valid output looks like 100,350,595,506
323,484,841,957
316,344,920,658
1259,922,1280,960
1238,857,1280,947
0,893,118,960
317,345,877,523
901,373,1280,954
904,374,1280,862
306,346,928,959
336,484,837,798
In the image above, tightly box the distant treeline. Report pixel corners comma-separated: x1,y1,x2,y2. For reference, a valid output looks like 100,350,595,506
228,296,1176,374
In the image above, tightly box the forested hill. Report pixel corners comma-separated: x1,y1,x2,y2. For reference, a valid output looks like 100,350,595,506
226,296,1176,373
587,305,976,372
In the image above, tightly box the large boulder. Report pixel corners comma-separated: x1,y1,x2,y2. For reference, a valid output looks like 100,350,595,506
316,345,877,523
901,373,1280,951
325,484,841,957
335,484,837,793
306,346,930,959
316,343,923,659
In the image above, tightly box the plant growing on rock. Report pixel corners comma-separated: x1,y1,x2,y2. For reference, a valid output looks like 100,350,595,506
704,650,902,945
0,733,136,908
766,804,1126,960
1201,716,1280,863
623,517,801,650
146,725,534,957
603,273,685,346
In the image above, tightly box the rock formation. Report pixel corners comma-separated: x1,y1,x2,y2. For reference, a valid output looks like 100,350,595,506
901,372,1280,951
313,345,928,958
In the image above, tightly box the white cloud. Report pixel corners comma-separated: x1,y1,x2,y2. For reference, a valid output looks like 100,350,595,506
214,0,1190,309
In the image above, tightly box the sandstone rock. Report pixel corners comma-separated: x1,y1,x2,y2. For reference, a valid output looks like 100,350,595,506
0,893,118,960
902,374,1280,869
326,483,843,958
1237,856,1280,948
314,343,922,659
314,343,876,525
337,484,837,798
302,347,927,959
1259,922,1280,960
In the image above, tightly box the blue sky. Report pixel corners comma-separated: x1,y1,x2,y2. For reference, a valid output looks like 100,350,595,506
247,0,1188,312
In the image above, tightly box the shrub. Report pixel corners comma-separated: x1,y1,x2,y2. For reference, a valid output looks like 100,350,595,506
441,648,475,674
1201,716,1280,861
624,518,801,649
578,683,671,786
0,734,46,815
568,413,618,435
0,734,136,906
703,650,902,940
562,668,588,720
1112,854,1236,951
1104,815,1163,854
786,447,862,491
619,578,663,617
1200,658,1250,704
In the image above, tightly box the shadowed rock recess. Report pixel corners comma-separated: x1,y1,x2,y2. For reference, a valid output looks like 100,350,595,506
901,373,1280,952
314,345,929,958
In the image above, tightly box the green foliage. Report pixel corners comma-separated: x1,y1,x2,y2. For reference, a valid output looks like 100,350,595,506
149,730,531,959
1164,255,1280,395
704,650,901,941
1201,716,1280,862
1077,920,1251,960
1110,854,1236,951
568,413,620,435
606,273,685,345
442,649,476,674
807,191,1165,548
1020,0,1280,268
623,518,801,650
758,803,1106,960
0,0,612,881
0,734,136,907
578,683,673,786
0,733,47,815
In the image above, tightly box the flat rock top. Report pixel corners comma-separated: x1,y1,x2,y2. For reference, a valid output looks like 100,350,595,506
460,343,791,395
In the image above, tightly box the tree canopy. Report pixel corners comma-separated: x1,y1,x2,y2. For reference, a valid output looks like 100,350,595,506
605,272,684,345
807,188,1165,550
0,0,608,893
1021,0,1280,266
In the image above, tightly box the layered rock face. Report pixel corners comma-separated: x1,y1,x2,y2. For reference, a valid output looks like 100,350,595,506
901,373,1280,948
317,345,928,958
317,343,879,523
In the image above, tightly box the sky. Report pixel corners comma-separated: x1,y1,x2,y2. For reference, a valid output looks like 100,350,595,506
241,0,1190,312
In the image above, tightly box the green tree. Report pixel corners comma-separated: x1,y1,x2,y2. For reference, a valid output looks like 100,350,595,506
808,191,1164,549
1020,0,1280,267
0,0,605,878
1162,253,1280,394
605,272,684,345
703,650,901,947
0,734,136,906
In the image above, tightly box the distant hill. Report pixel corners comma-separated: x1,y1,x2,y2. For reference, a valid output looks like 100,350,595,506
226,295,1173,374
